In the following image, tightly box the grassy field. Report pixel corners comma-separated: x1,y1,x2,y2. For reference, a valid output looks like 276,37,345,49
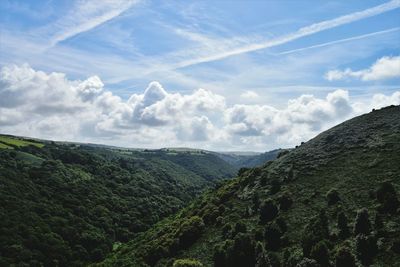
0,135,44,149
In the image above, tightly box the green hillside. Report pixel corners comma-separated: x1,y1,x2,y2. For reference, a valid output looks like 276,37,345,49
215,149,285,169
99,105,400,267
0,137,236,266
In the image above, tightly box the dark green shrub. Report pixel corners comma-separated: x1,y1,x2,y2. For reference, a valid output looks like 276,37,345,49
232,233,256,267
376,181,399,214
253,193,260,211
326,188,340,205
335,246,356,267
233,221,247,236
213,240,233,267
177,216,205,248
270,179,281,195
301,210,329,257
310,241,330,266
355,234,377,266
354,208,371,235
276,217,287,233
259,199,278,224
278,193,293,211
391,239,400,254
222,223,232,238
337,212,350,239
264,223,282,251
374,213,384,236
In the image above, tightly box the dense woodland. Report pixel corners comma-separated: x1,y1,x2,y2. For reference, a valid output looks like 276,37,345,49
0,137,238,266
98,106,400,267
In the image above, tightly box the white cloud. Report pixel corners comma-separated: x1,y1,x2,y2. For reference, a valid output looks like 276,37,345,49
240,90,259,99
168,0,400,68
44,0,140,47
0,64,399,151
325,56,400,81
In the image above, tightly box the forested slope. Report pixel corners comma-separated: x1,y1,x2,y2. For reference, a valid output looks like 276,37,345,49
0,136,235,266
99,105,400,267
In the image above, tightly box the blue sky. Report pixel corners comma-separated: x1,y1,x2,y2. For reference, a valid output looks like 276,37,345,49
0,0,399,151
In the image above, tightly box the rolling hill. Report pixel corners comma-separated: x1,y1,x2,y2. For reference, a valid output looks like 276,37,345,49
98,105,400,267
0,135,236,266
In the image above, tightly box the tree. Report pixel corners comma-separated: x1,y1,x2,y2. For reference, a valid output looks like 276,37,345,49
326,188,340,205
337,212,350,239
310,241,330,266
232,233,256,267
374,213,384,236
302,210,329,257
177,216,205,248
278,193,293,211
270,179,281,195
259,199,278,224
355,234,377,266
335,246,356,267
264,223,282,251
376,181,399,214
354,208,371,236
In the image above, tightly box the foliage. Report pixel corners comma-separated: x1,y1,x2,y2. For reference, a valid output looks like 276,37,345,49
355,234,377,266
310,241,330,266
353,208,371,236
0,137,235,266
172,258,203,267
334,246,356,267
259,199,279,224
337,211,350,239
376,181,399,214
326,188,340,205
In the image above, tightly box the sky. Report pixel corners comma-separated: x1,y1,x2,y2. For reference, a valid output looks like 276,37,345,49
0,0,399,151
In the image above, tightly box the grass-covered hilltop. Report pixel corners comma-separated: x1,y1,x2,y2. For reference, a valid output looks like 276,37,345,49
98,105,400,267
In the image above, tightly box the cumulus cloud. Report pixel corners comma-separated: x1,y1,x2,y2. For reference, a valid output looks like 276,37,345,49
0,64,399,151
325,56,400,81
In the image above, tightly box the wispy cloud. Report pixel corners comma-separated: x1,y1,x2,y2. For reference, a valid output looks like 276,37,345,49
277,27,400,55
46,0,140,48
172,0,400,69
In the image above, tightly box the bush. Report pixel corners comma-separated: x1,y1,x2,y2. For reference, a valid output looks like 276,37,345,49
335,246,356,267
232,233,256,267
213,241,232,267
173,258,203,267
259,199,278,224
326,188,340,205
310,241,330,266
264,223,282,251
374,213,384,236
337,212,350,239
355,234,377,266
233,221,247,236
301,210,329,257
270,179,281,195
376,181,399,214
278,193,293,211
177,216,205,248
354,208,371,235
213,234,256,267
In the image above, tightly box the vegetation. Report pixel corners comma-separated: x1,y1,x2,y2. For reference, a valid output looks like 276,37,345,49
99,105,400,267
0,136,236,266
